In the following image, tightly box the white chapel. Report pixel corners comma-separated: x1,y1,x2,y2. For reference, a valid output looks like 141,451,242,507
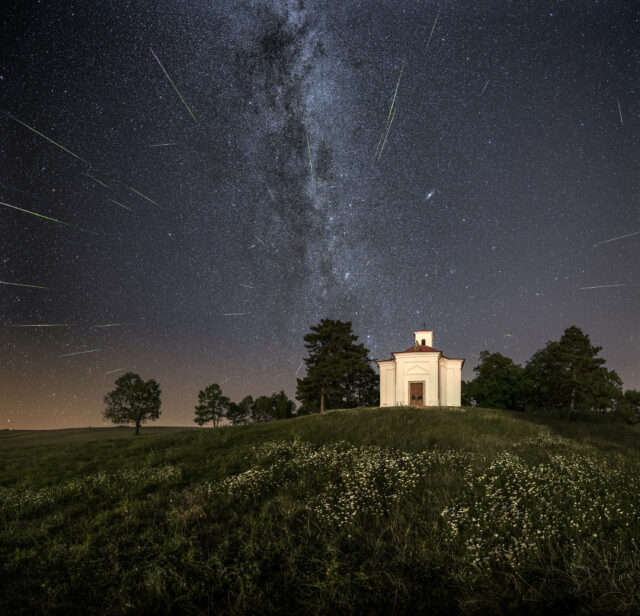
376,328,464,407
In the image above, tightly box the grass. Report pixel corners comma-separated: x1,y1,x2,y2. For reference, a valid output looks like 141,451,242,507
1,406,640,614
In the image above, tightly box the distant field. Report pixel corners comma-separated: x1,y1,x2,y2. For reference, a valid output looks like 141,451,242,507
2,407,640,614
0,425,198,450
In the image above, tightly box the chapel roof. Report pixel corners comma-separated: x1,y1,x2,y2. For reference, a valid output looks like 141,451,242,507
377,344,442,361
376,345,466,365
398,345,441,354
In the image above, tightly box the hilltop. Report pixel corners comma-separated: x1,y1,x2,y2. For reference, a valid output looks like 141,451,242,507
2,407,640,614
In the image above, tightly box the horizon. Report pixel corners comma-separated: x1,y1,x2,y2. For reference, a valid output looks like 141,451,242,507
2,1,638,430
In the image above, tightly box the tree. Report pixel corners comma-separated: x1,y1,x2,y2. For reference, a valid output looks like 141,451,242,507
296,319,378,414
194,384,230,427
614,389,640,424
271,390,296,419
227,395,253,425
466,351,524,410
103,372,161,436
522,326,622,414
251,395,274,422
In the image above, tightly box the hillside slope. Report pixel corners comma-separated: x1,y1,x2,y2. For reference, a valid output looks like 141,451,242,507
2,407,640,615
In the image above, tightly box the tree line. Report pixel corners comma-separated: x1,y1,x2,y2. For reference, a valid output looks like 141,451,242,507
103,319,380,433
463,325,640,422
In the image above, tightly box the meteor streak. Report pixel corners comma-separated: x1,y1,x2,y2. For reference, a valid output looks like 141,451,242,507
109,199,131,211
95,323,124,328
254,235,265,245
0,110,89,164
221,312,249,316
104,368,124,375
295,361,304,375
85,174,110,188
306,130,313,177
149,142,176,147
479,79,489,96
267,186,275,201
366,259,371,266
220,377,232,385
0,200,67,225
578,284,626,290
125,184,162,208
239,283,254,288
0,280,47,289
150,47,198,125
375,65,403,160
13,324,67,327
377,105,397,161
616,98,623,125
426,6,441,47
595,231,638,245
56,348,101,358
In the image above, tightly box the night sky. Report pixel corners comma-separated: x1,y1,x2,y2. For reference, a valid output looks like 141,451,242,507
2,1,638,429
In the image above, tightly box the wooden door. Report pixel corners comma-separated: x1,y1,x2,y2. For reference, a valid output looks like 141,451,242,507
409,382,424,407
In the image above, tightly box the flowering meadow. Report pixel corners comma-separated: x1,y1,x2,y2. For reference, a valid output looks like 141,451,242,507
2,407,640,614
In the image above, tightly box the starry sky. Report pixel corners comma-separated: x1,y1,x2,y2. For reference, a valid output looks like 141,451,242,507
1,0,638,429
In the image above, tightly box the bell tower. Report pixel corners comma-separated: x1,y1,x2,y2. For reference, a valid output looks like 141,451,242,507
413,329,433,347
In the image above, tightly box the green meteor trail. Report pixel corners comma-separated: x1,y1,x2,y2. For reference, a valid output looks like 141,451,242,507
85,174,110,189
149,143,176,147
104,368,124,375
108,199,131,211
596,231,638,245
306,130,313,177
12,324,67,327
221,312,249,316
150,48,198,125
125,184,162,208
239,284,254,288
95,323,124,328
254,235,265,245
426,6,441,47
578,284,626,290
220,377,232,385
377,105,397,161
267,186,275,201
0,280,47,289
616,98,623,125
0,109,89,164
375,65,403,160
56,348,101,358
1,200,67,225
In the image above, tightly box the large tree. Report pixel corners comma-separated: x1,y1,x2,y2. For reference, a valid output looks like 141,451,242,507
466,351,524,410
615,389,640,424
103,372,161,435
194,384,230,427
296,319,378,414
227,395,253,425
251,395,274,422
271,390,296,419
522,326,622,414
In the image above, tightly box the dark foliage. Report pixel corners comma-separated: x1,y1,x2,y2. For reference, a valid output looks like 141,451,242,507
103,372,161,435
296,319,378,413
194,383,230,427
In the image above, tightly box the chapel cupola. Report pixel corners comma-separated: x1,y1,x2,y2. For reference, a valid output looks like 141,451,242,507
413,329,433,347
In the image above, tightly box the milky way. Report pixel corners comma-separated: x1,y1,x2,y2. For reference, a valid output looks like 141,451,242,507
1,0,638,428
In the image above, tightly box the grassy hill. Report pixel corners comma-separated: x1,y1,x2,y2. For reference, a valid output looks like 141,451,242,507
2,407,640,614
